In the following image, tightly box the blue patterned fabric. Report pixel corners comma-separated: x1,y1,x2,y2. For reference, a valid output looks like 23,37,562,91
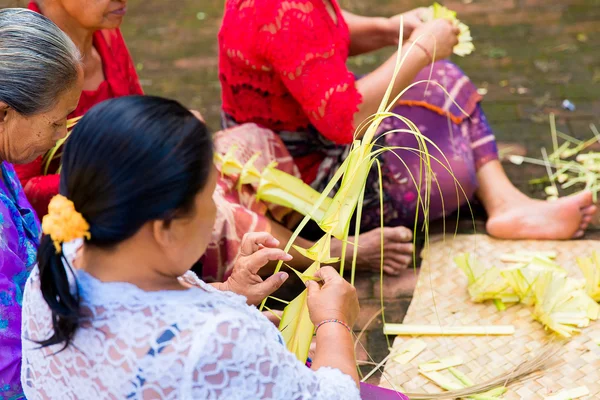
0,162,40,400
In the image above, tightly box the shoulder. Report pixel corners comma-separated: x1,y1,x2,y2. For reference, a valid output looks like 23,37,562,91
22,266,54,344
173,278,282,345
94,28,143,95
96,28,128,51
254,0,319,26
94,28,136,71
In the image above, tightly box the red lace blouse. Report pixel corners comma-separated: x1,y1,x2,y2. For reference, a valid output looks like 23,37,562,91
218,0,362,183
15,2,144,218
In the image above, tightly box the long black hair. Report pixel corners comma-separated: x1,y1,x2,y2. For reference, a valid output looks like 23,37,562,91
37,96,213,349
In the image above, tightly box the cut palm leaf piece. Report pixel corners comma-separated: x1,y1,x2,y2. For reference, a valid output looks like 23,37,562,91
383,324,515,336
577,251,600,301
422,2,474,56
544,386,589,400
500,250,557,264
419,356,463,372
425,367,506,400
502,268,538,306
449,368,507,400
419,370,464,391
533,271,598,338
454,253,519,304
493,298,507,311
527,256,566,273
391,338,427,364
448,367,473,386
448,368,507,400
502,257,567,306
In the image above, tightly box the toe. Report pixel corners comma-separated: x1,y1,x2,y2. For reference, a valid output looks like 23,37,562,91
573,229,585,239
572,190,594,207
582,204,598,216
383,266,401,276
386,226,413,242
388,243,414,255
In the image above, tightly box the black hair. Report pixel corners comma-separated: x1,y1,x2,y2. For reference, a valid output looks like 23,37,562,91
37,95,213,350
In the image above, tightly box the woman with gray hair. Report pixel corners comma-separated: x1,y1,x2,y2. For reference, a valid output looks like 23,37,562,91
0,8,82,397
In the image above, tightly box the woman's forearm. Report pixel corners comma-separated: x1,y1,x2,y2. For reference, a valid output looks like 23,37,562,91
343,10,395,56
311,322,359,386
353,44,430,135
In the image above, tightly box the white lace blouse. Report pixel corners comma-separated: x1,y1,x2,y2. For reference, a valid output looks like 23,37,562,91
21,267,360,400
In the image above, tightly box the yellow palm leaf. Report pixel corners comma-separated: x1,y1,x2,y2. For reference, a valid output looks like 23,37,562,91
421,2,475,57
42,116,82,175
278,262,320,361
533,271,598,337
292,234,339,264
577,251,600,301
256,165,332,222
454,253,519,305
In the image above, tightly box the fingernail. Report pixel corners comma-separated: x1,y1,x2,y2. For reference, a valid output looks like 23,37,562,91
285,254,293,260
279,272,288,282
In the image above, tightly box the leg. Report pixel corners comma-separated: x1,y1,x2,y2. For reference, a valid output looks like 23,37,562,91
361,104,481,230
481,160,597,239
345,104,480,276
374,98,597,240
464,105,597,239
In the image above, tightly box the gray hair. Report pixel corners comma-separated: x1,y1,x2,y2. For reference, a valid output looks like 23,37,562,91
0,8,81,116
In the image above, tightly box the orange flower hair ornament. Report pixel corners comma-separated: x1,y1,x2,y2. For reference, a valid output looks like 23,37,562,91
42,195,91,253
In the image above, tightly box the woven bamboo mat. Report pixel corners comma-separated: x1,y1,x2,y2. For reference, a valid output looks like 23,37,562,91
379,234,600,399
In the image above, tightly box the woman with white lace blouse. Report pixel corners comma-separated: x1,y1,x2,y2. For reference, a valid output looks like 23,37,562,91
20,96,361,399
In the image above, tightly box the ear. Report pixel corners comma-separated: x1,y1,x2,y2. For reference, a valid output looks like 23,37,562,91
0,102,9,123
152,219,174,251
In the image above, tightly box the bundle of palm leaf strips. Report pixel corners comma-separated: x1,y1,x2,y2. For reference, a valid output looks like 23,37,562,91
455,252,599,338
509,114,600,202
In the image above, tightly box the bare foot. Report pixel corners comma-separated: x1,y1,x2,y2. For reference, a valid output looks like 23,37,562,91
486,191,597,240
331,227,415,275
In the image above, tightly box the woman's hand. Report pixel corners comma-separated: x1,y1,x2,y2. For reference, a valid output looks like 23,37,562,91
388,7,427,42
306,267,359,327
221,232,291,305
408,19,459,61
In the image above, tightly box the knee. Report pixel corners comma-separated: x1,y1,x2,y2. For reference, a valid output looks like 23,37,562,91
433,157,478,208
